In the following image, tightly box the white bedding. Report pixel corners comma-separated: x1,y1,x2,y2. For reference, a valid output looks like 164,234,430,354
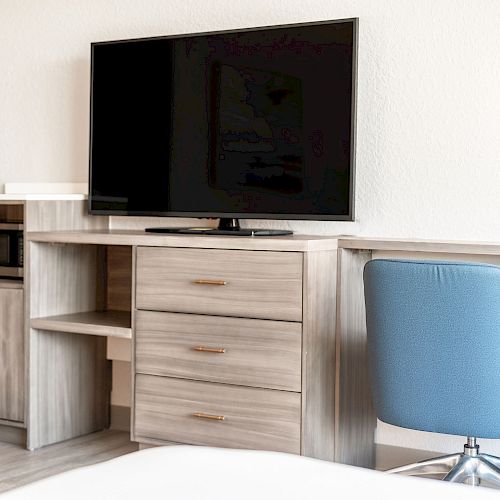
1,446,498,499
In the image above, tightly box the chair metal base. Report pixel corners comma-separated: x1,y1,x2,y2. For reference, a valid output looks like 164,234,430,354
386,438,500,488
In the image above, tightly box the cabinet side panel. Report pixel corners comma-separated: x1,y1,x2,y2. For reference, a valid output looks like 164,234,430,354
0,288,24,422
24,200,108,436
27,242,104,449
130,246,138,442
335,248,376,467
301,250,337,460
29,330,109,449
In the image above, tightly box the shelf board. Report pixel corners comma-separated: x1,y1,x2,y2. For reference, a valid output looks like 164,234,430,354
0,279,23,289
0,222,23,230
0,266,23,278
31,310,132,339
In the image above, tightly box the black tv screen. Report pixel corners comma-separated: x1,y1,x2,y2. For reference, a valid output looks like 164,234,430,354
89,19,357,221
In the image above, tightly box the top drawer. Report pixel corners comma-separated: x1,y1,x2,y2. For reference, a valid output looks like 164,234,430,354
136,247,303,322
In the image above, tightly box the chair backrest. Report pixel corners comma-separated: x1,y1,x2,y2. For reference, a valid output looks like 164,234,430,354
363,259,500,439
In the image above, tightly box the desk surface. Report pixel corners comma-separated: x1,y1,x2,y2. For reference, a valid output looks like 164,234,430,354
338,236,500,255
27,230,339,252
27,229,500,255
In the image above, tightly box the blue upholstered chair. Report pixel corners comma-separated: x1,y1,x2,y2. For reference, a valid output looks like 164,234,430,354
363,259,500,486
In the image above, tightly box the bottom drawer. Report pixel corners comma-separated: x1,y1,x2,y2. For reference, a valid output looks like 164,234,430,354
134,375,301,454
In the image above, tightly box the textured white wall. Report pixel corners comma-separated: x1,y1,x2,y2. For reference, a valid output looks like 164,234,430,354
2,0,500,454
1,0,499,240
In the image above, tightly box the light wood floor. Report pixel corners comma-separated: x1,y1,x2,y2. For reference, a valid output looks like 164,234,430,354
376,444,442,471
0,432,475,493
0,430,138,493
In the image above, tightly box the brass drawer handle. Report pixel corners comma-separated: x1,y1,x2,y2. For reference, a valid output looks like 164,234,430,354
193,412,225,421
193,346,226,354
193,279,227,286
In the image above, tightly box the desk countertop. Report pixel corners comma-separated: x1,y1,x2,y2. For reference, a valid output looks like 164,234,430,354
26,229,339,252
26,229,500,255
337,236,500,256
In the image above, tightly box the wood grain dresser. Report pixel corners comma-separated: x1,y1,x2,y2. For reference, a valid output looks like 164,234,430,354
24,229,500,468
133,245,335,458
26,232,351,462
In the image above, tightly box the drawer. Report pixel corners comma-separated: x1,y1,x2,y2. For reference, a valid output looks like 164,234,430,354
135,311,302,391
134,375,301,454
136,247,303,322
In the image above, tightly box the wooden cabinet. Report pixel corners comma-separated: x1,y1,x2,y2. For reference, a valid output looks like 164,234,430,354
133,245,338,460
26,231,378,466
0,283,24,423
0,202,24,425
29,230,496,465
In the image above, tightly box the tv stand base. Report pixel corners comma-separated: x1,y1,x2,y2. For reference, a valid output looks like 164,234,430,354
145,227,293,237
145,218,293,237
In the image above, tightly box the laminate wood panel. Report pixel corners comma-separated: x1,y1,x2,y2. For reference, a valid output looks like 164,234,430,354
28,230,339,252
27,230,500,256
21,201,109,445
26,239,97,447
138,442,160,450
110,405,131,432
0,267,23,278
300,250,337,461
0,430,137,493
135,375,301,454
0,419,25,429
129,246,138,442
107,337,131,362
135,311,302,391
106,246,132,312
28,243,99,319
0,223,23,230
0,280,23,289
136,247,303,322
335,249,376,467
0,204,23,223
27,242,109,450
0,424,25,446
136,436,181,447
0,288,24,422
31,310,132,339
24,200,108,232
28,329,110,450
339,237,500,256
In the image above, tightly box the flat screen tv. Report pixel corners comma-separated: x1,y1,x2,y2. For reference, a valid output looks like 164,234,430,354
89,18,358,235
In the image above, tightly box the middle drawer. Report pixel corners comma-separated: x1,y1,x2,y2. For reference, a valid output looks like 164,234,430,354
135,310,302,392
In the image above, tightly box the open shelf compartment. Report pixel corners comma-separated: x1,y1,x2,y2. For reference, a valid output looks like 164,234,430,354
30,244,133,338
28,242,134,449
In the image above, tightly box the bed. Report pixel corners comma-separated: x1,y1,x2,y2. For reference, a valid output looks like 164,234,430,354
1,446,498,499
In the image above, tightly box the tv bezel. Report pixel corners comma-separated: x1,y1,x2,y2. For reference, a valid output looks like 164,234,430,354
88,17,358,222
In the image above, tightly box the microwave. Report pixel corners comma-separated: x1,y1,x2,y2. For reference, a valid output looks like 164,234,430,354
0,230,23,268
